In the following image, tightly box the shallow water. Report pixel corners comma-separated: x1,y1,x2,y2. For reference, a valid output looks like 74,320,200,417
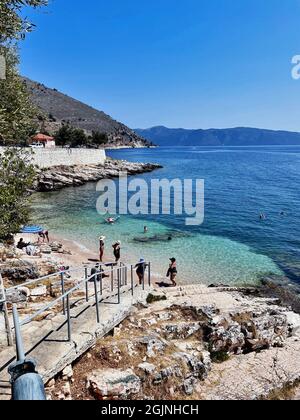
31,146,300,286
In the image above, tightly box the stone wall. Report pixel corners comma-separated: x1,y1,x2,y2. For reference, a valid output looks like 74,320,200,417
0,147,106,169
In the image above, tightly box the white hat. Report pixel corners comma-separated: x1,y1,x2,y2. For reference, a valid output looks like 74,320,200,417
116,240,121,245
99,236,106,241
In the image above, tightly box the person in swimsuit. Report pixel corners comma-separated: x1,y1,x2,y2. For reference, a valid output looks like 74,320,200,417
99,236,106,262
38,230,50,243
112,241,121,263
167,258,177,287
106,218,115,225
135,258,146,285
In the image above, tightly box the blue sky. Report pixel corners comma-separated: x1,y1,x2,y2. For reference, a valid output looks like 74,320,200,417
20,0,300,131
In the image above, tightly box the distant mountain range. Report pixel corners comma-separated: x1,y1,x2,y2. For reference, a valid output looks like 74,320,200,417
135,126,300,147
23,78,151,148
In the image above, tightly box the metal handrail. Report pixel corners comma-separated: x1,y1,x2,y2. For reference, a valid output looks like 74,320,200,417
5,261,122,293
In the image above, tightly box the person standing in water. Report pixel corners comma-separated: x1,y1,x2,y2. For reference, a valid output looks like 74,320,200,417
144,226,148,234
112,241,121,263
99,236,106,262
167,258,178,287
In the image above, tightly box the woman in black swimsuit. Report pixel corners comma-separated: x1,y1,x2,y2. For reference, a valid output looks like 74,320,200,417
167,258,177,287
112,241,121,263
135,259,146,285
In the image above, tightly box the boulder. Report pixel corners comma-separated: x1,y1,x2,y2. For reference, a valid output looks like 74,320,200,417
138,335,167,358
138,363,156,375
87,369,141,400
62,365,73,380
6,288,29,304
162,322,201,340
1,260,39,283
30,285,47,298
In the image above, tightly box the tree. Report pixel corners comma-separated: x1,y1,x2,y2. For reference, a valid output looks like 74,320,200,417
0,1,48,145
0,148,36,241
91,131,108,146
0,1,47,44
0,48,38,145
54,125,89,147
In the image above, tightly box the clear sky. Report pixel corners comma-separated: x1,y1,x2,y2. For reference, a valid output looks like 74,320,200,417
20,0,300,131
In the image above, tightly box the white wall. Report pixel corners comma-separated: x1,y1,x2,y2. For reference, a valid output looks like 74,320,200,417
0,147,106,169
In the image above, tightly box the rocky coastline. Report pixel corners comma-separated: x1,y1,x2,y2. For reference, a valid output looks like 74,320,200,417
34,158,163,192
1,238,300,401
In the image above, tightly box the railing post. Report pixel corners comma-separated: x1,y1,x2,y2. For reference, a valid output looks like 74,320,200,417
99,269,103,296
125,266,128,286
61,272,66,315
85,267,89,302
131,265,134,296
66,295,71,342
142,270,145,291
111,266,114,292
148,262,151,287
0,274,13,346
118,267,121,304
94,275,100,323
12,305,25,362
9,305,46,401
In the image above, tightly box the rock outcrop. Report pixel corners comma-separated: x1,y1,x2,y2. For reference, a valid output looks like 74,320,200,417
35,159,162,192
47,284,300,401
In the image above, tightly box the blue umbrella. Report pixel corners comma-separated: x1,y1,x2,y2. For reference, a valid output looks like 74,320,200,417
21,225,44,234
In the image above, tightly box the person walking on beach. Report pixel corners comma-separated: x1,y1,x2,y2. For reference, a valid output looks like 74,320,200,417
112,241,121,263
167,258,178,287
135,258,146,285
99,236,106,262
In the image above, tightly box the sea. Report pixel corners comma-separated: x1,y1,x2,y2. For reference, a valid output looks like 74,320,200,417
31,146,300,287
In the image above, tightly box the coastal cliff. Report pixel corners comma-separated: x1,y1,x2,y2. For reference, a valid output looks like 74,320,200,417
35,158,163,192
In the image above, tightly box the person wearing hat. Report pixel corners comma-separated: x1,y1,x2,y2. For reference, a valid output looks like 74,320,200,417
167,258,177,287
135,258,146,285
112,241,121,263
99,236,106,262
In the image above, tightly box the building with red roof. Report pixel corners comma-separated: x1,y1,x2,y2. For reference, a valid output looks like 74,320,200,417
30,133,56,148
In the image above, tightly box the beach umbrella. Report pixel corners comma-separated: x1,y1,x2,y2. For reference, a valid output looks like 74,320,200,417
20,225,44,244
21,225,44,234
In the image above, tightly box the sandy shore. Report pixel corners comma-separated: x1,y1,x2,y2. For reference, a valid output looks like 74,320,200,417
15,232,163,285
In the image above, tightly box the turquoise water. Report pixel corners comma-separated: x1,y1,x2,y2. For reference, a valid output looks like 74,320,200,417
31,146,300,286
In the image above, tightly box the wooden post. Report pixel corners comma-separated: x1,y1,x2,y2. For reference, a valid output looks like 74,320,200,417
0,273,13,346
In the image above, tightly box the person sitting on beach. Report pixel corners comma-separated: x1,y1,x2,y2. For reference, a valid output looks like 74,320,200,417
135,258,146,285
17,238,29,250
38,230,50,243
26,244,40,257
112,241,121,263
99,236,106,262
90,263,109,282
167,258,178,287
